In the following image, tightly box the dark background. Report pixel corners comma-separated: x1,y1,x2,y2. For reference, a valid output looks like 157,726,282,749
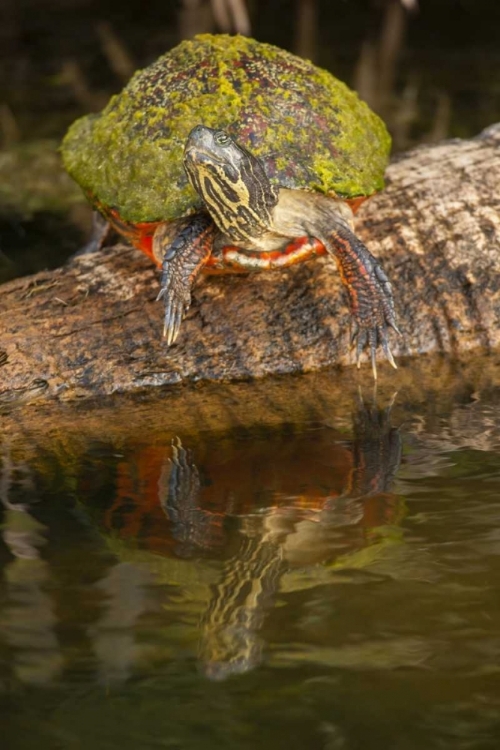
1,0,499,149
0,0,499,280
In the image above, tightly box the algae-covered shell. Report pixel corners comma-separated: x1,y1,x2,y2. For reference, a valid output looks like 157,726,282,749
61,34,391,225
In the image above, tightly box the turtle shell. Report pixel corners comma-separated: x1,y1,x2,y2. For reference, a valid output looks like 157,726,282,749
61,34,391,225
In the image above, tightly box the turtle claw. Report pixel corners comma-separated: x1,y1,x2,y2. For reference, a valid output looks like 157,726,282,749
162,293,189,346
355,327,380,380
353,323,398,377
350,320,360,348
369,330,378,381
354,327,367,369
157,255,191,346
382,334,398,370
389,320,402,337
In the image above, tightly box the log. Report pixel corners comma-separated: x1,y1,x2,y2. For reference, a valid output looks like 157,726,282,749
1,123,500,405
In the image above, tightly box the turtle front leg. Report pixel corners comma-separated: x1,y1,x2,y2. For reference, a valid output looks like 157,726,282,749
323,221,400,378
154,213,216,345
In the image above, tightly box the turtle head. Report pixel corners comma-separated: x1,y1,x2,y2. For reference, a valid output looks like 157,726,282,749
184,125,278,244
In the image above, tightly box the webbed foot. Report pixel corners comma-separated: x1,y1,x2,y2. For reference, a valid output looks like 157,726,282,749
326,221,400,379
154,213,215,345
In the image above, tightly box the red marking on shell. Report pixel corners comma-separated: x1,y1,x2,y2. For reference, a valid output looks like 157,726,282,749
346,196,368,214
103,204,163,263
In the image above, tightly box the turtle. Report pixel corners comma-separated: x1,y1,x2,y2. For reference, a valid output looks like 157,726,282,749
61,34,399,376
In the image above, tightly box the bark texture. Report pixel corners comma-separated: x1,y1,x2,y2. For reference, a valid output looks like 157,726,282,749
0,124,499,404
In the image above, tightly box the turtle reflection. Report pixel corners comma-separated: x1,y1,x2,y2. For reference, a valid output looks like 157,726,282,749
158,397,402,680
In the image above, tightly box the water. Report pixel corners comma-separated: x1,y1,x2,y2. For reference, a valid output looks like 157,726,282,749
2,372,500,749
1,3,499,745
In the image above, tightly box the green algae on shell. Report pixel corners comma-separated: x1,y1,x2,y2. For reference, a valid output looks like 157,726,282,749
61,34,391,224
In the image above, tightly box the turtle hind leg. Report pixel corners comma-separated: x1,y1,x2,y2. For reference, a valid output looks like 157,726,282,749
154,213,216,346
72,211,114,257
323,220,400,378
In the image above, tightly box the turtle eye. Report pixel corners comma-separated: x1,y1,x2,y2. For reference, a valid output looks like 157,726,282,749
215,131,231,147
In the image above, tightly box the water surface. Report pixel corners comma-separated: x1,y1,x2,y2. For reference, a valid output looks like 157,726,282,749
2,369,500,748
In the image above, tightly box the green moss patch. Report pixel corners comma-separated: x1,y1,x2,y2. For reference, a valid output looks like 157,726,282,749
61,34,390,224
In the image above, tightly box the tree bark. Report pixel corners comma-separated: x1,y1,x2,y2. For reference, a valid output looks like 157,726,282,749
1,124,499,405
